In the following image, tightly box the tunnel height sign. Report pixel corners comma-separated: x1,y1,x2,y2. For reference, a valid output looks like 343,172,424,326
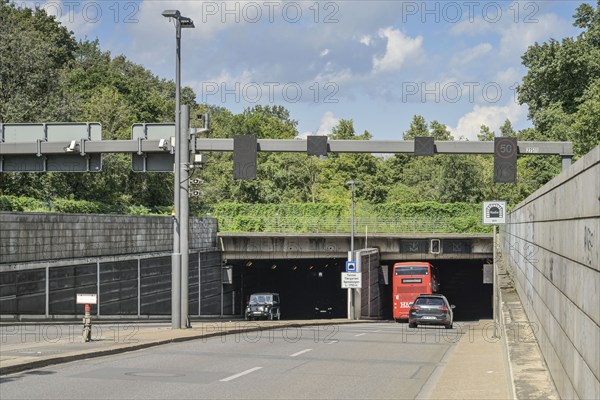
483,201,507,224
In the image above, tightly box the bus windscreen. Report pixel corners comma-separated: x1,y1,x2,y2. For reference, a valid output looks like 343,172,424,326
395,266,429,276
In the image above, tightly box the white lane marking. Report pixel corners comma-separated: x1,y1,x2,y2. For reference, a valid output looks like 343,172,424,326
290,348,313,357
354,333,367,337
325,340,339,345
220,367,262,382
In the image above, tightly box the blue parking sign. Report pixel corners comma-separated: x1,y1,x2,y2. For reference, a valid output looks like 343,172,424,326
346,261,357,272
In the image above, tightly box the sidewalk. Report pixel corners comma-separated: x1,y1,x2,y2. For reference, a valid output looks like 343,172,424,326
426,320,513,400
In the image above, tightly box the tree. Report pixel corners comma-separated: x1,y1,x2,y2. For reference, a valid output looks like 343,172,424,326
402,115,429,140
518,1,600,157
430,120,453,140
499,119,516,137
0,1,78,123
330,119,371,140
573,78,600,155
478,125,495,141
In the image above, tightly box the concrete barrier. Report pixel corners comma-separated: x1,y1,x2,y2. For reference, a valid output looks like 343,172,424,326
500,146,599,400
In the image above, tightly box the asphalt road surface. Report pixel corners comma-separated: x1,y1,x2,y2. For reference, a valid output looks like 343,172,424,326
0,322,460,399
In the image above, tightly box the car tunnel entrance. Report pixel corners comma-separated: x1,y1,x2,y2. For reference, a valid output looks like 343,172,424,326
382,259,493,321
228,258,491,321
232,259,348,319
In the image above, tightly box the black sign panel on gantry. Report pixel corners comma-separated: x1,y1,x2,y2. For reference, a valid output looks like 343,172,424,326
414,136,435,156
307,135,328,156
233,135,257,180
494,137,518,183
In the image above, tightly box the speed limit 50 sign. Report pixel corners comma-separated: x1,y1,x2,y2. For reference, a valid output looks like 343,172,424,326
494,137,517,183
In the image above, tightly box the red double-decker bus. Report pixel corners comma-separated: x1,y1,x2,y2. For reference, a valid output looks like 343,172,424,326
392,262,440,321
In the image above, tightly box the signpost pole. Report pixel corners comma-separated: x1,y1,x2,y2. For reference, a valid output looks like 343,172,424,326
170,19,182,329
493,224,498,338
180,105,190,328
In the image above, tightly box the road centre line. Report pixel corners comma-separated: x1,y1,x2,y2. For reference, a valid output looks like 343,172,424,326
220,367,263,382
289,348,313,357
354,333,367,337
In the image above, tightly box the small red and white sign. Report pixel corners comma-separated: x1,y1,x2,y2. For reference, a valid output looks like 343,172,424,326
76,293,97,304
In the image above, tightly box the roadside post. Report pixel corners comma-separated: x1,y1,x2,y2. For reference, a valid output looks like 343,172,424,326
76,293,97,342
343,260,361,319
482,201,507,338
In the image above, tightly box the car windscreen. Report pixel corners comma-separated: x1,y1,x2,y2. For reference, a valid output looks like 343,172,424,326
249,295,272,304
395,266,429,275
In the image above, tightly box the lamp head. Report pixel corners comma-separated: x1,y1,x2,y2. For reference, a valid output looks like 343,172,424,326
162,9,181,18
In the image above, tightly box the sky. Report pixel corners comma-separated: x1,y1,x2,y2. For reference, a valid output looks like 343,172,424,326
19,0,585,140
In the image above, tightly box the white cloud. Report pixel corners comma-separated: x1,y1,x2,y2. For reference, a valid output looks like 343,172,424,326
499,14,569,57
449,7,572,60
450,43,492,67
495,67,522,88
360,35,372,46
297,111,340,138
320,49,330,57
316,111,340,135
450,101,527,141
449,17,493,37
372,27,424,73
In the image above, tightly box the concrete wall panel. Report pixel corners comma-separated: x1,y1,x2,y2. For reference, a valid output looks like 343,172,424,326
0,213,218,264
501,146,600,400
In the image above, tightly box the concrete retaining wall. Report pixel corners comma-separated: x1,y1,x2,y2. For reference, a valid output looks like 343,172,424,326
0,213,223,318
0,212,217,264
500,146,599,400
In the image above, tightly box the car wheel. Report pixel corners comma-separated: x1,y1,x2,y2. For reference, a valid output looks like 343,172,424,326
408,322,417,328
445,323,453,329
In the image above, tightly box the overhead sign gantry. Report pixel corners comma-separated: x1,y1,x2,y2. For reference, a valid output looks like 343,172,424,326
0,124,574,183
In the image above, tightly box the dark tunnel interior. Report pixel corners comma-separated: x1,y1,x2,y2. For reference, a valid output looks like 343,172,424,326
230,258,492,321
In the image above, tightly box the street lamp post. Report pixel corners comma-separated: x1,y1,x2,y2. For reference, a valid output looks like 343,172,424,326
346,181,361,320
162,9,195,329
346,181,362,254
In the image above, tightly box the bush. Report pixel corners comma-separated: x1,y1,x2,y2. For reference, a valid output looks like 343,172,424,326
0,195,46,212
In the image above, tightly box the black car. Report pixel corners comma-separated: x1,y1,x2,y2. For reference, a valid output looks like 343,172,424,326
314,299,333,318
408,294,455,329
245,293,281,321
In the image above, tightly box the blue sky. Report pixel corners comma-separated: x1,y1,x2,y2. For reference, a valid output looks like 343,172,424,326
22,1,584,140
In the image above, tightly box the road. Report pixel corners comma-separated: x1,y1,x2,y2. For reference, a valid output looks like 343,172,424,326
0,322,459,399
